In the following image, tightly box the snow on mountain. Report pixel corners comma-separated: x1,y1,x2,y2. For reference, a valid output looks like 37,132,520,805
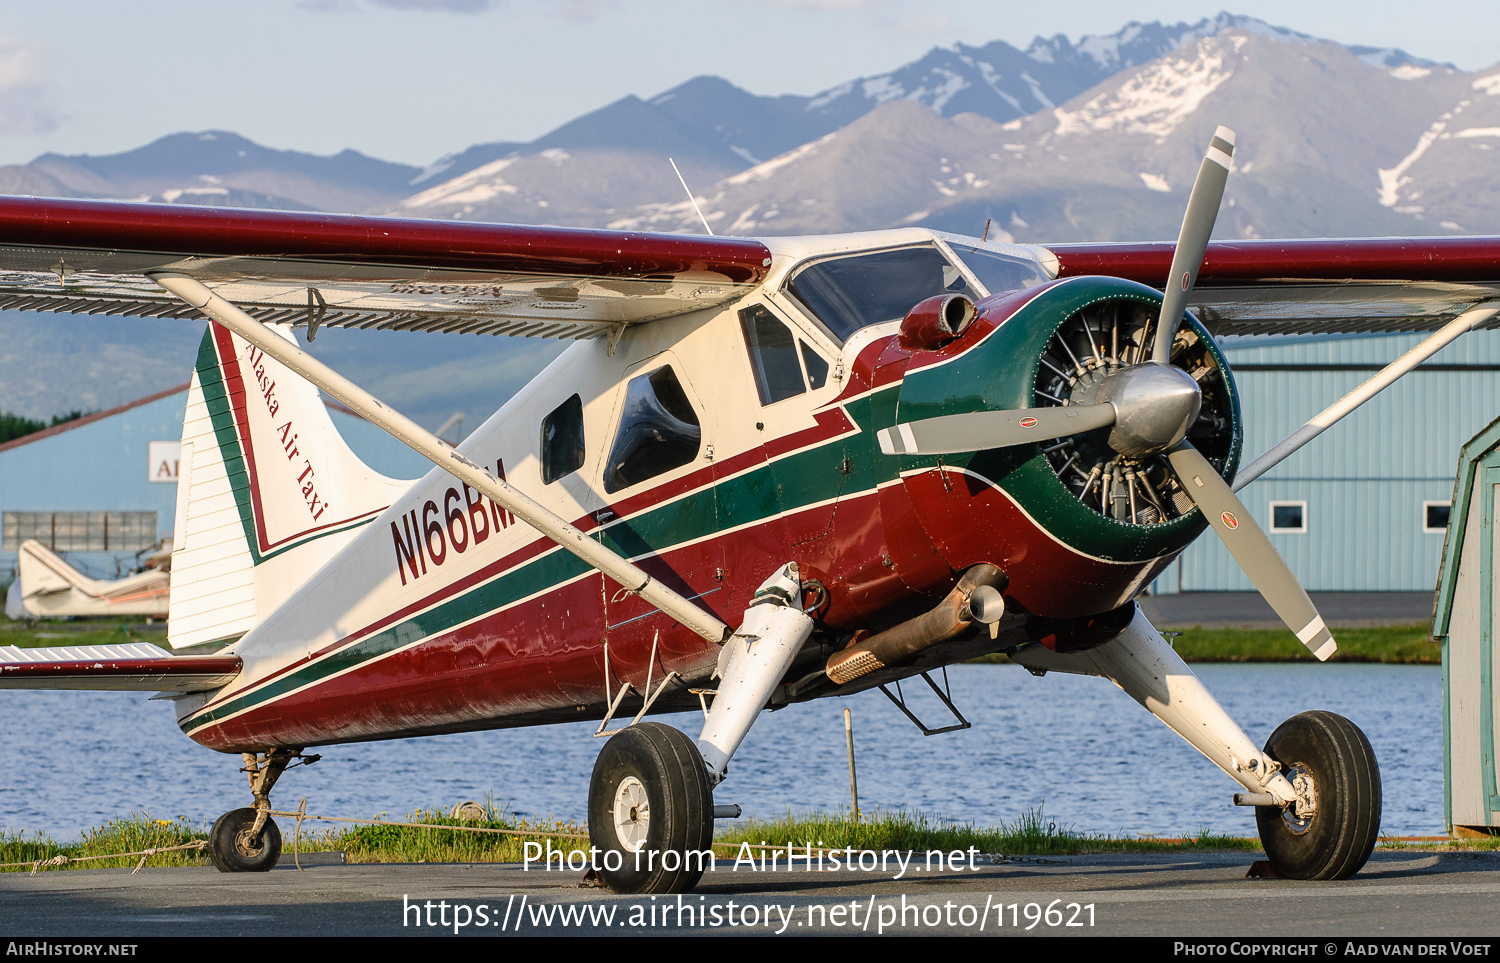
618,30,1480,243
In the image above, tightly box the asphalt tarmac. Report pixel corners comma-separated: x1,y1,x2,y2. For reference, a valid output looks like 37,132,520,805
1,850,1497,938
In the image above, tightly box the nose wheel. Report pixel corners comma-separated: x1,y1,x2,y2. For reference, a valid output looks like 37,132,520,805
588,723,714,894
1255,710,1381,879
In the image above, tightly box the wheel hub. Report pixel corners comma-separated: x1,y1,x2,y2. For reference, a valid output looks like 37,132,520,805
613,775,651,852
1281,762,1318,834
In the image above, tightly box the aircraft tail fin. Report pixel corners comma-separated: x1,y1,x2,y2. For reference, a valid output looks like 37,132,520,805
168,322,415,649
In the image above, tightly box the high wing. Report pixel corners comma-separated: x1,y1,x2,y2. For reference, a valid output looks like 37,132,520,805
1,196,1497,340
1046,237,1500,336
0,196,771,342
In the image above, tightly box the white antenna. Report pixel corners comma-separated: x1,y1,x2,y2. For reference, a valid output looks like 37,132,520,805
669,157,714,236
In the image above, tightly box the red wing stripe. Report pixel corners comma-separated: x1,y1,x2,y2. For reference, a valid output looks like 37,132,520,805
1048,237,1500,285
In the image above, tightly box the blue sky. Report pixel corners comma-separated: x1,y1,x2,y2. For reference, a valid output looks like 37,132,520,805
0,1,1496,167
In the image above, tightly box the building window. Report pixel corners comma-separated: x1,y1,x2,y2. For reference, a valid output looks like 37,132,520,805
1424,500,1452,534
1269,501,1306,533
2,511,159,552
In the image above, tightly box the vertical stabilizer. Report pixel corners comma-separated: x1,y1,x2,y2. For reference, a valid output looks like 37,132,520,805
168,323,415,649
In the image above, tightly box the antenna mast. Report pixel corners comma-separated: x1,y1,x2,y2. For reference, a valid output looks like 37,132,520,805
669,157,715,236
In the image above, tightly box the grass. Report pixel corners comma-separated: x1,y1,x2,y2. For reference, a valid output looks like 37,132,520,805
8,807,1496,872
1,807,588,872
1166,623,1438,664
315,808,587,865
713,807,1260,856
1,615,166,647
968,623,1438,665
1,816,208,872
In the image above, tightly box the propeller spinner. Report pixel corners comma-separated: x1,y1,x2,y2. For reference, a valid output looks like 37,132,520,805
879,126,1337,661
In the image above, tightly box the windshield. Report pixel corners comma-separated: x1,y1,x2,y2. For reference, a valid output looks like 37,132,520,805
950,246,1050,297
785,245,979,343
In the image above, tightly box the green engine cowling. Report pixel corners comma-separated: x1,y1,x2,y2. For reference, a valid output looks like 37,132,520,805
892,275,1242,618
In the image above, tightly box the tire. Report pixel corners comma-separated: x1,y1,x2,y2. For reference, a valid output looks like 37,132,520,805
1255,710,1381,880
208,807,282,873
587,723,714,894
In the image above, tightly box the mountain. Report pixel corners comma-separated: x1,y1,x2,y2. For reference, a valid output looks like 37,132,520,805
394,13,1448,226
611,31,1494,242
2,131,422,211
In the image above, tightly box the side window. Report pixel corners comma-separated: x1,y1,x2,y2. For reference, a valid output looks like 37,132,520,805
605,366,702,493
740,304,806,406
800,341,829,389
541,394,585,484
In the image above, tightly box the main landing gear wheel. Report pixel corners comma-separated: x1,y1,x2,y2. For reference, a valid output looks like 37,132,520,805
1255,710,1381,880
208,808,282,873
588,722,714,895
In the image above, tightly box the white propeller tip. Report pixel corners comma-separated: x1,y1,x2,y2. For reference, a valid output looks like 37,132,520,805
1312,639,1337,662
1214,125,1236,145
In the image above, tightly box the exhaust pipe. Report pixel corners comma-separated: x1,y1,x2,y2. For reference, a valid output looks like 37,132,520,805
825,564,1006,685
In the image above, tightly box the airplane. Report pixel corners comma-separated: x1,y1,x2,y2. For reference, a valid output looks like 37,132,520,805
0,126,1494,893
4,538,172,622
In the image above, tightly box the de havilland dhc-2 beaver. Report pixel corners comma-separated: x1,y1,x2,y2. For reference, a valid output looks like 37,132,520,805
0,127,1494,891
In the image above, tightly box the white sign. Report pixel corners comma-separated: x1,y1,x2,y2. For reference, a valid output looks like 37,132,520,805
148,440,182,483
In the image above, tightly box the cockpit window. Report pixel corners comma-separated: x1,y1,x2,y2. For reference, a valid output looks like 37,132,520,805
604,366,702,494
785,245,979,343
951,247,1049,297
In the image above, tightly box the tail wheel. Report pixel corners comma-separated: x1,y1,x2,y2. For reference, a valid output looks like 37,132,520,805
588,722,714,894
208,807,282,873
1255,710,1381,880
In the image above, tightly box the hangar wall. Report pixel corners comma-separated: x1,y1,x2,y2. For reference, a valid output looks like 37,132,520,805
0,386,429,582
1152,328,1500,593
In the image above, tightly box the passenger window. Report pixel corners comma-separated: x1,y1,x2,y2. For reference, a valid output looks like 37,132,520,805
800,341,829,389
605,366,702,493
541,394,585,484
785,245,980,343
740,304,806,406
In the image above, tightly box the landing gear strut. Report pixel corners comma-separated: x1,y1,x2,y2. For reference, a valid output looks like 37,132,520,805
208,748,315,873
1255,711,1381,880
1010,608,1382,879
586,563,815,895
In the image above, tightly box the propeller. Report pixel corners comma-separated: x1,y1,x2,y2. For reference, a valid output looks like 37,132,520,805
884,125,1338,661
1153,126,1235,364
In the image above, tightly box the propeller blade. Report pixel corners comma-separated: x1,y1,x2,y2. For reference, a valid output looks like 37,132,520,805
1164,441,1336,661
878,403,1116,456
1152,126,1235,365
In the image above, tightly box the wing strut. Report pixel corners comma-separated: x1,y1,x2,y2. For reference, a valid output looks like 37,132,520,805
1233,301,1500,492
151,272,732,646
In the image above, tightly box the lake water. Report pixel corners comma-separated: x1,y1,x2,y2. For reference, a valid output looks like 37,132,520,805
0,663,1442,842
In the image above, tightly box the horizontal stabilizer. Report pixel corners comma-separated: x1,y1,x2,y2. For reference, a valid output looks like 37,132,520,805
0,643,240,692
